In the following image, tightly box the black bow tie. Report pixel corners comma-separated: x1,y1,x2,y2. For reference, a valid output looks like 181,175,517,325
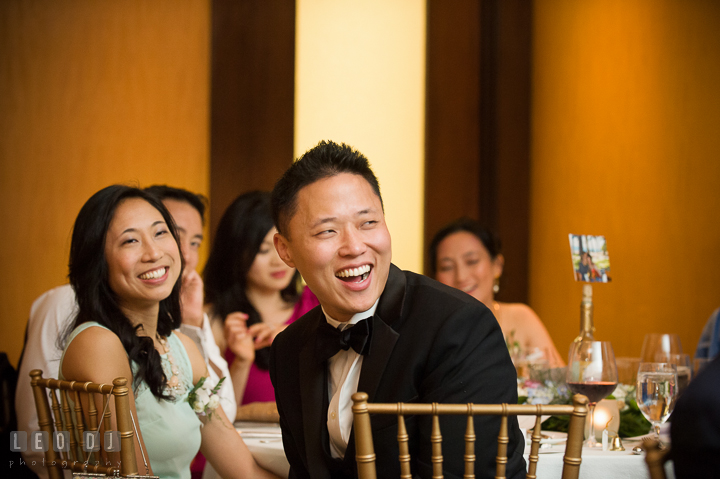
315,318,372,363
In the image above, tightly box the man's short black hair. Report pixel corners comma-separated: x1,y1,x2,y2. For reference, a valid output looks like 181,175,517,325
271,140,383,236
144,185,207,224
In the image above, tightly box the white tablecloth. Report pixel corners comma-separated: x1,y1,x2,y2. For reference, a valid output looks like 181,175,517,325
236,422,289,478
526,441,675,479
237,423,674,479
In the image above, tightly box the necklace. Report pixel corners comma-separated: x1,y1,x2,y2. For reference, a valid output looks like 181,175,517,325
158,335,186,396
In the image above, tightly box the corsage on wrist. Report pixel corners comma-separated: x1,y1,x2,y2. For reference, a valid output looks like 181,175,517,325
187,376,225,418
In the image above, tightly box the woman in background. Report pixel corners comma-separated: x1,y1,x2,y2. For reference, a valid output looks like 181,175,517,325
61,185,278,479
204,191,318,411
429,217,564,368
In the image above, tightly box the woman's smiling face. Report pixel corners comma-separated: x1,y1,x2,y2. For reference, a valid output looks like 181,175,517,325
246,227,296,295
104,198,181,311
435,231,503,306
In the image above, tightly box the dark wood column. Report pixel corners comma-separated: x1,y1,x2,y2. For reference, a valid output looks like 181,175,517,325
424,0,531,303
210,0,296,236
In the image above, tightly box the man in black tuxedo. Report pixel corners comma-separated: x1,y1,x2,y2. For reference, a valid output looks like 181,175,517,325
270,140,525,479
670,354,720,478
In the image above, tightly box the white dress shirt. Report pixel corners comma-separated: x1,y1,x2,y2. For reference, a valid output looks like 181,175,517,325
15,284,76,479
324,300,379,459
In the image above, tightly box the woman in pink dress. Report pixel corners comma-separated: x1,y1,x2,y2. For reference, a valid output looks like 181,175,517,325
203,191,319,411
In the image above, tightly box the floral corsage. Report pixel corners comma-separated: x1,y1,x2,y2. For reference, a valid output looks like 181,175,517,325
187,376,225,419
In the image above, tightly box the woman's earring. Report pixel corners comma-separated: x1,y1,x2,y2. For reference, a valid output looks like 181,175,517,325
493,278,500,294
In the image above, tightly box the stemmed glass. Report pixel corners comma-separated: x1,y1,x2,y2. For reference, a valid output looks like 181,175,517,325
636,362,677,442
640,333,682,363
654,353,691,396
566,341,618,448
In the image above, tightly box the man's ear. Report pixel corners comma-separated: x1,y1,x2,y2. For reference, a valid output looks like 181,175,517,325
274,233,295,268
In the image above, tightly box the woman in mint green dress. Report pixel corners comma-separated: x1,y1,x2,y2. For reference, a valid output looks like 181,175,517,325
61,185,279,479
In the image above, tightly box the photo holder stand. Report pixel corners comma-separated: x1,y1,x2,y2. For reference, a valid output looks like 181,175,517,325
569,234,611,340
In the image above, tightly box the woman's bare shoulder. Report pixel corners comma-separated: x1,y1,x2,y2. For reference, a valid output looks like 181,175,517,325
66,324,125,354
62,325,130,382
500,302,542,321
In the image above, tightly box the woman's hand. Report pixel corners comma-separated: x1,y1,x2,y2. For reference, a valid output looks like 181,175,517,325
179,270,205,327
247,322,287,350
224,312,255,363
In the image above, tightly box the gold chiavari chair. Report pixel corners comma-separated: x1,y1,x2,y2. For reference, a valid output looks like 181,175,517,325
352,392,589,479
29,369,145,478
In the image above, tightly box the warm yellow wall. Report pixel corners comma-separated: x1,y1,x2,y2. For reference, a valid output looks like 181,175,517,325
530,0,720,359
0,1,210,365
294,0,426,273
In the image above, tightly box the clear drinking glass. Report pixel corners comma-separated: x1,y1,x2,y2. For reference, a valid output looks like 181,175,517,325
566,341,618,448
640,333,683,363
615,356,641,385
636,362,677,441
654,353,691,396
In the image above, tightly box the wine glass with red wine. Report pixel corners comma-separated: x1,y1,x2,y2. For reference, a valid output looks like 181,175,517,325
566,340,618,447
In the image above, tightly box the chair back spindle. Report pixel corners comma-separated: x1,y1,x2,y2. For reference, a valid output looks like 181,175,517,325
431,404,443,479
397,403,412,479
463,405,476,479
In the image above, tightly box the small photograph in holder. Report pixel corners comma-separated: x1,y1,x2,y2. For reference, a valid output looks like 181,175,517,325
569,234,611,283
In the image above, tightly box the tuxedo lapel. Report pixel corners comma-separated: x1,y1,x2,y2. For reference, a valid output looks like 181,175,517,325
303,265,407,475
298,310,332,479
357,315,400,402
340,266,405,466
357,264,406,402
342,313,400,470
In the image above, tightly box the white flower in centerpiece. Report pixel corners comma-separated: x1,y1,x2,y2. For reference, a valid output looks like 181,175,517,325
208,394,220,410
612,383,634,411
528,386,554,405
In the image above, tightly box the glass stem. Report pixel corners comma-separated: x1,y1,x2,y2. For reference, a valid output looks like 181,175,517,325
588,403,597,446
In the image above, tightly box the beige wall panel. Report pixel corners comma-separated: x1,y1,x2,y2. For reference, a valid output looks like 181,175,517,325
295,0,426,273
531,0,720,358
0,0,210,365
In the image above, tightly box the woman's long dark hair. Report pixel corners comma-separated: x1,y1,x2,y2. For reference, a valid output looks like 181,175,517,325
68,185,185,400
203,191,300,370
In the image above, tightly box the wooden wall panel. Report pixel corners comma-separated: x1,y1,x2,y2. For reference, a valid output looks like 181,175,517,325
531,0,720,358
0,0,210,365
482,0,532,303
210,0,295,237
425,0,482,267
424,0,531,304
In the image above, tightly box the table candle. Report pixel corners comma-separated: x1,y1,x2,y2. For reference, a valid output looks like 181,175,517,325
588,398,620,441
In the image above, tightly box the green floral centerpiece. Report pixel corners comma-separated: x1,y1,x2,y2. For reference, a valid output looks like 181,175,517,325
517,368,652,437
